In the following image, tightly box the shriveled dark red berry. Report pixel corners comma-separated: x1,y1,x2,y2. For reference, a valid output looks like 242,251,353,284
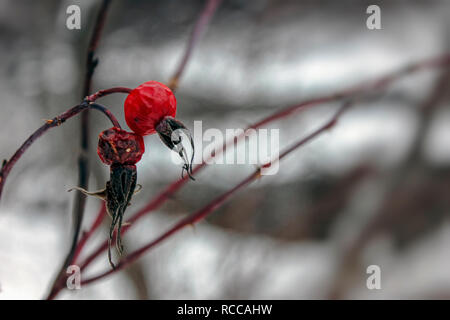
124,81,177,136
97,127,145,166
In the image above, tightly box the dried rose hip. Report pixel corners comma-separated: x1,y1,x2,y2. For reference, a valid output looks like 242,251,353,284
97,127,145,166
124,80,176,136
72,126,146,268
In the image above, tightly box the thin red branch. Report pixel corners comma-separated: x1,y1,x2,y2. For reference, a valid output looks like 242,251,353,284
89,103,122,128
86,87,132,102
81,103,350,284
168,0,222,91
72,203,107,264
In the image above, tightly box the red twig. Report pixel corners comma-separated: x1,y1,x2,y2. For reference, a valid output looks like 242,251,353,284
89,103,122,128
0,84,129,201
86,87,132,102
81,102,351,284
72,203,107,264
168,0,222,91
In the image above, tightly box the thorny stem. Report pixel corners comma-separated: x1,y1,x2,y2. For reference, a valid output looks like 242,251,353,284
47,56,450,297
167,0,222,91
81,102,351,284
70,53,450,280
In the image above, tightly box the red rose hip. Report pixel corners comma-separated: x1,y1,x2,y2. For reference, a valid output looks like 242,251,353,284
97,127,145,165
124,81,177,136
124,80,195,179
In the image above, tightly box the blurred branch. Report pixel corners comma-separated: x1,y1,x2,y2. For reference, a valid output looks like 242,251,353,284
122,244,151,299
359,64,450,252
46,0,112,299
72,203,107,263
73,0,111,265
167,0,222,91
327,60,450,299
274,164,375,240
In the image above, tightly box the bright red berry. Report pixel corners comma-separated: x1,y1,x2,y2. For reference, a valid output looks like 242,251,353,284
97,127,145,166
124,81,177,136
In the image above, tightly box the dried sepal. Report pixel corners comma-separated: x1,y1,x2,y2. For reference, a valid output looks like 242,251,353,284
156,116,195,180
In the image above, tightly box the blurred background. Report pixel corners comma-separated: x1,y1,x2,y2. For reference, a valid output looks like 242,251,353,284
1,0,450,299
